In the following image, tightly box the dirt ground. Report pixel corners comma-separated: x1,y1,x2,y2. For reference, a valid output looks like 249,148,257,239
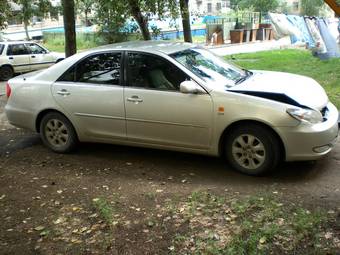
0,89,340,254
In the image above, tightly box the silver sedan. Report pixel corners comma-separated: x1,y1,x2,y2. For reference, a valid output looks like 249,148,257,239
5,41,340,175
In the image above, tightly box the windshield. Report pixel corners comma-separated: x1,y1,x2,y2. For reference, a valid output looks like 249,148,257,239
0,44,4,55
171,48,246,88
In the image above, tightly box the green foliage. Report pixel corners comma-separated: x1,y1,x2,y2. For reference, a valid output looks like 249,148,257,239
93,0,179,42
0,1,11,29
300,0,324,16
230,0,280,12
14,0,51,23
227,49,340,109
92,198,114,224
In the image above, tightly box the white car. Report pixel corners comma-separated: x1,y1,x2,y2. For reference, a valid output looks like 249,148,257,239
5,41,340,175
0,41,65,80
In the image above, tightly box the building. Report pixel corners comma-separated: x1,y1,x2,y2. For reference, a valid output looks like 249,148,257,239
189,0,231,15
284,0,301,14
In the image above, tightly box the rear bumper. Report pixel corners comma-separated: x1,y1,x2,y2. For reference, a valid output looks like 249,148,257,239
5,104,36,131
278,102,339,161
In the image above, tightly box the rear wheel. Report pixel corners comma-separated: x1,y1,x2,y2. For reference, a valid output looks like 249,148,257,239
0,66,14,81
225,124,280,176
40,112,78,153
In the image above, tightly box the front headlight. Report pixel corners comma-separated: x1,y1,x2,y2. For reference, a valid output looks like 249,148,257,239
287,108,323,124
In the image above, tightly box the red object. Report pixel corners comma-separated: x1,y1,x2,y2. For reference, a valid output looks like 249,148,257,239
6,82,11,98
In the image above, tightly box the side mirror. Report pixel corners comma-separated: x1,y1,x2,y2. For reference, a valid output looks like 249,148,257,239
180,80,206,94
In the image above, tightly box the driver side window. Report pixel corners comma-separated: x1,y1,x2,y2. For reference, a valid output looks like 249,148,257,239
27,43,46,54
127,52,189,91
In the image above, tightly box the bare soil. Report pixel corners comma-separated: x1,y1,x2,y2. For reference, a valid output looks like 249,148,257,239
0,93,339,254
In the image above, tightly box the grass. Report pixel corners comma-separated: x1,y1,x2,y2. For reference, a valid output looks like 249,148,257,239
42,32,207,53
226,49,340,109
43,33,103,53
169,191,338,254
92,197,116,225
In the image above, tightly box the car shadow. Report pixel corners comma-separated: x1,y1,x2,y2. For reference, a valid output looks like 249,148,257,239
73,142,328,185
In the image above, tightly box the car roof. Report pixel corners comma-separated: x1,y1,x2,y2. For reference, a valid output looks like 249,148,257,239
91,41,196,55
0,41,36,45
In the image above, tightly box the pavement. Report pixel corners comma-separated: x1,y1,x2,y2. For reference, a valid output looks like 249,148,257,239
0,81,5,96
208,37,297,56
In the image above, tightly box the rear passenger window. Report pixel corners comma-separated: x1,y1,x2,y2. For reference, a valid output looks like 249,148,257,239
0,44,4,55
58,52,122,86
7,44,29,55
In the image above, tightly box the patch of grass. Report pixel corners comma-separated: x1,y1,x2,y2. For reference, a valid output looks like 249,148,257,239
226,49,340,108
169,191,338,254
43,33,105,53
92,197,115,225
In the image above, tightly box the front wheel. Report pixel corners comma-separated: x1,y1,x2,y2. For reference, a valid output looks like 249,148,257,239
40,112,78,153
225,124,281,176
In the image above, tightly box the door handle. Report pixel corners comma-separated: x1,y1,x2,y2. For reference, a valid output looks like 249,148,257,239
127,96,143,103
31,55,36,58
9,57,13,60
57,89,70,96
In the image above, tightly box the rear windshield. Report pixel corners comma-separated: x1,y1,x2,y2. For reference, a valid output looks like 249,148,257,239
0,44,4,55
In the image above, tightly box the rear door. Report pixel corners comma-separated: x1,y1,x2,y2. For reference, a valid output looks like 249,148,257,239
6,43,31,73
26,43,56,71
52,51,126,140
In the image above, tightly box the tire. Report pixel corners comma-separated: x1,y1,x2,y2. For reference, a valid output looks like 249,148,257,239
225,124,280,176
40,112,78,153
0,66,14,81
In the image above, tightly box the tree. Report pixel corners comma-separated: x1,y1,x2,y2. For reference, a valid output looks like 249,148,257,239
230,0,280,12
94,0,178,42
14,0,51,40
0,1,11,30
127,0,151,40
62,0,77,57
180,0,192,42
301,0,324,16
76,0,93,26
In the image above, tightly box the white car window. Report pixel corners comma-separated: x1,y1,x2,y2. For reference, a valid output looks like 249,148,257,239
7,44,30,56
27,43,47,54
0,44,4,55
58,52,122,86
171,48,246,88
127,52,190,91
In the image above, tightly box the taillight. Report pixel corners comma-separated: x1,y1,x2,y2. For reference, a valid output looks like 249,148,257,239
6,82,11,98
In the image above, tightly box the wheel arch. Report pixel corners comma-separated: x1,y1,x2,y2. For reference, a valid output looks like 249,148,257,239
218,120,286,161
36,109,75,134
0,64,14,73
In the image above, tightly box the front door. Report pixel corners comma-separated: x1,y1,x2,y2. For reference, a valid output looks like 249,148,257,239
52,51,126,140
26,43,56,71
124,52,213,150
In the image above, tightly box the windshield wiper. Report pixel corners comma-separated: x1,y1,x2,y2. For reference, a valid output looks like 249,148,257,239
235,70,253,85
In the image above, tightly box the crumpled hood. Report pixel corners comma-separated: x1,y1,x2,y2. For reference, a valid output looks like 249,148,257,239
228,71,328,110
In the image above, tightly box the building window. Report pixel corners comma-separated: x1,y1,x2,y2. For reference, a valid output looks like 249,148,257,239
207,3,212,12
216,2,222,11
293,1,299,11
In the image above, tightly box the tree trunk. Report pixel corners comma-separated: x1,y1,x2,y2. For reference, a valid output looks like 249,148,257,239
24,20,30,40
180,0,192,43
127,0,151,40
62,0,77,57
84,10,88,26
